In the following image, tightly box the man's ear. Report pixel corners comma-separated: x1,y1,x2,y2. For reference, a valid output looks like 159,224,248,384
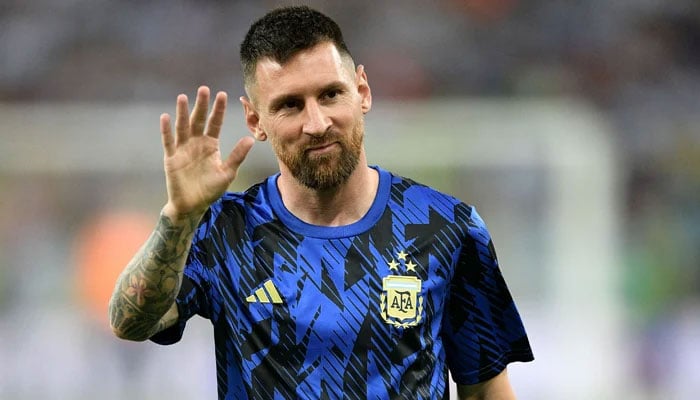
356,65,372,114
239,96,267,141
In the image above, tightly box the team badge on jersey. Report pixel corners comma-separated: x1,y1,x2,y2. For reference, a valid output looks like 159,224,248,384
381,251,424,327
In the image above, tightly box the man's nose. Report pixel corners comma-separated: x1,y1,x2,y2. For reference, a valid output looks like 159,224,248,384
302,101,331,136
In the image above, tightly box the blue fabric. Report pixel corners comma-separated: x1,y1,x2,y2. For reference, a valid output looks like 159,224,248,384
150,166,533,399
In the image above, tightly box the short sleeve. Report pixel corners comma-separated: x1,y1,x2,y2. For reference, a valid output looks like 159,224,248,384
148,272,207,344
442,207,534,384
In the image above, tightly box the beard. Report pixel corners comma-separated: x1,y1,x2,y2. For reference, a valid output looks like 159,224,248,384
272,118,364,190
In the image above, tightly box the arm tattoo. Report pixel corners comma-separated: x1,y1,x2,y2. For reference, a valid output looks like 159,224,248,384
108,211,201,341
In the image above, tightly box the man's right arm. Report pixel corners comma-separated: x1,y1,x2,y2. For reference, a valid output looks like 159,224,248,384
108,209,203,341
107,86,254,342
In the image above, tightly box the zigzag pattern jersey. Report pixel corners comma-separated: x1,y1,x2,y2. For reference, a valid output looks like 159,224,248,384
151,167,534,399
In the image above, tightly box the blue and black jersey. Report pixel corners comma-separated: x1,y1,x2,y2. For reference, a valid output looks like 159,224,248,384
151,166,533,399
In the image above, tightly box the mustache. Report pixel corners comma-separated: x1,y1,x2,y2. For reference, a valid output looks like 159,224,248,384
304,131,341,150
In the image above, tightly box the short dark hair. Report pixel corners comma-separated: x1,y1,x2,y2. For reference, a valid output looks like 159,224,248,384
240,6,352,88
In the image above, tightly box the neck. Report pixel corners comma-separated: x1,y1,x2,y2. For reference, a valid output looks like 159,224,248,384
277,162,379,227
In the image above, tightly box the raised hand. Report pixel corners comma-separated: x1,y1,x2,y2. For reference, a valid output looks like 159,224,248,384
109,86,255,341
160,86,254,217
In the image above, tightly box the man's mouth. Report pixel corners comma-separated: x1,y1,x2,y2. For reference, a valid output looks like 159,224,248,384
306,142,338,154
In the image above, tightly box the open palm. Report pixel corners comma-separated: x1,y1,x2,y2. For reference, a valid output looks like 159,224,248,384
160,86,254,217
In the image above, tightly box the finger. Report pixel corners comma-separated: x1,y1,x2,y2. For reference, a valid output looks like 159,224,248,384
204,91,227,139
190,86,210,136
174,94,189,146
223,136,255,177
160,113,175,157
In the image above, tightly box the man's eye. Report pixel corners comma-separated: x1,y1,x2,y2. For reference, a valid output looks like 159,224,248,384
325,90,341,99
284,100,298,109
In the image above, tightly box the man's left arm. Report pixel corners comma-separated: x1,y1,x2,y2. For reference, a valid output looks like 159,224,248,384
456,369,515,400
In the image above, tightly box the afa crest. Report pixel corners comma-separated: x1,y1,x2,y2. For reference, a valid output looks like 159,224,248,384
382,276,423,327
381,250,424,327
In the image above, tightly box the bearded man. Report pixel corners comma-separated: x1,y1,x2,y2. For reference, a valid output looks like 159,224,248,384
109,6,533,400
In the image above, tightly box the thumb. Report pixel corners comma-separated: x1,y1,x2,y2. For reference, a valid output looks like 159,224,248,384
223,136,255,176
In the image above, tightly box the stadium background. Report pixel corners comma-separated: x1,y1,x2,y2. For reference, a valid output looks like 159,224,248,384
0,1,698,399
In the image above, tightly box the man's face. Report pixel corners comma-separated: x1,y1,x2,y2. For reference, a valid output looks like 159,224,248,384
245,42,372,190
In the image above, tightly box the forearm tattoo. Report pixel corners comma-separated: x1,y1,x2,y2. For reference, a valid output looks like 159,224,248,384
108,211,200,341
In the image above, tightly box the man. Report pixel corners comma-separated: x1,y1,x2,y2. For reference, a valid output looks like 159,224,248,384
109,6,533,399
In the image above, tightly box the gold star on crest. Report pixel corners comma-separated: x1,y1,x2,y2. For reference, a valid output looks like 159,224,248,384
388,259,400,271
405,260,417,272
397,250,408,261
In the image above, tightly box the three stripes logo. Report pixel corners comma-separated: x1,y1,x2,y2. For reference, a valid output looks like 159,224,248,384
246,280,283,304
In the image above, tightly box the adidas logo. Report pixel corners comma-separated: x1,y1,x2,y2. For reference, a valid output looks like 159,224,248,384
246,280,283,304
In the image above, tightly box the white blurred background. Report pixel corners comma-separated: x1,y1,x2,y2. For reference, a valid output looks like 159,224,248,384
1,1,699,399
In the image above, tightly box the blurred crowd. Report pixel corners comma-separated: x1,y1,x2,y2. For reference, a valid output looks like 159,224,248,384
1,0,699,398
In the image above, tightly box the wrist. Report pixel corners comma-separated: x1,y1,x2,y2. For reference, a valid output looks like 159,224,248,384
161,203,207,223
